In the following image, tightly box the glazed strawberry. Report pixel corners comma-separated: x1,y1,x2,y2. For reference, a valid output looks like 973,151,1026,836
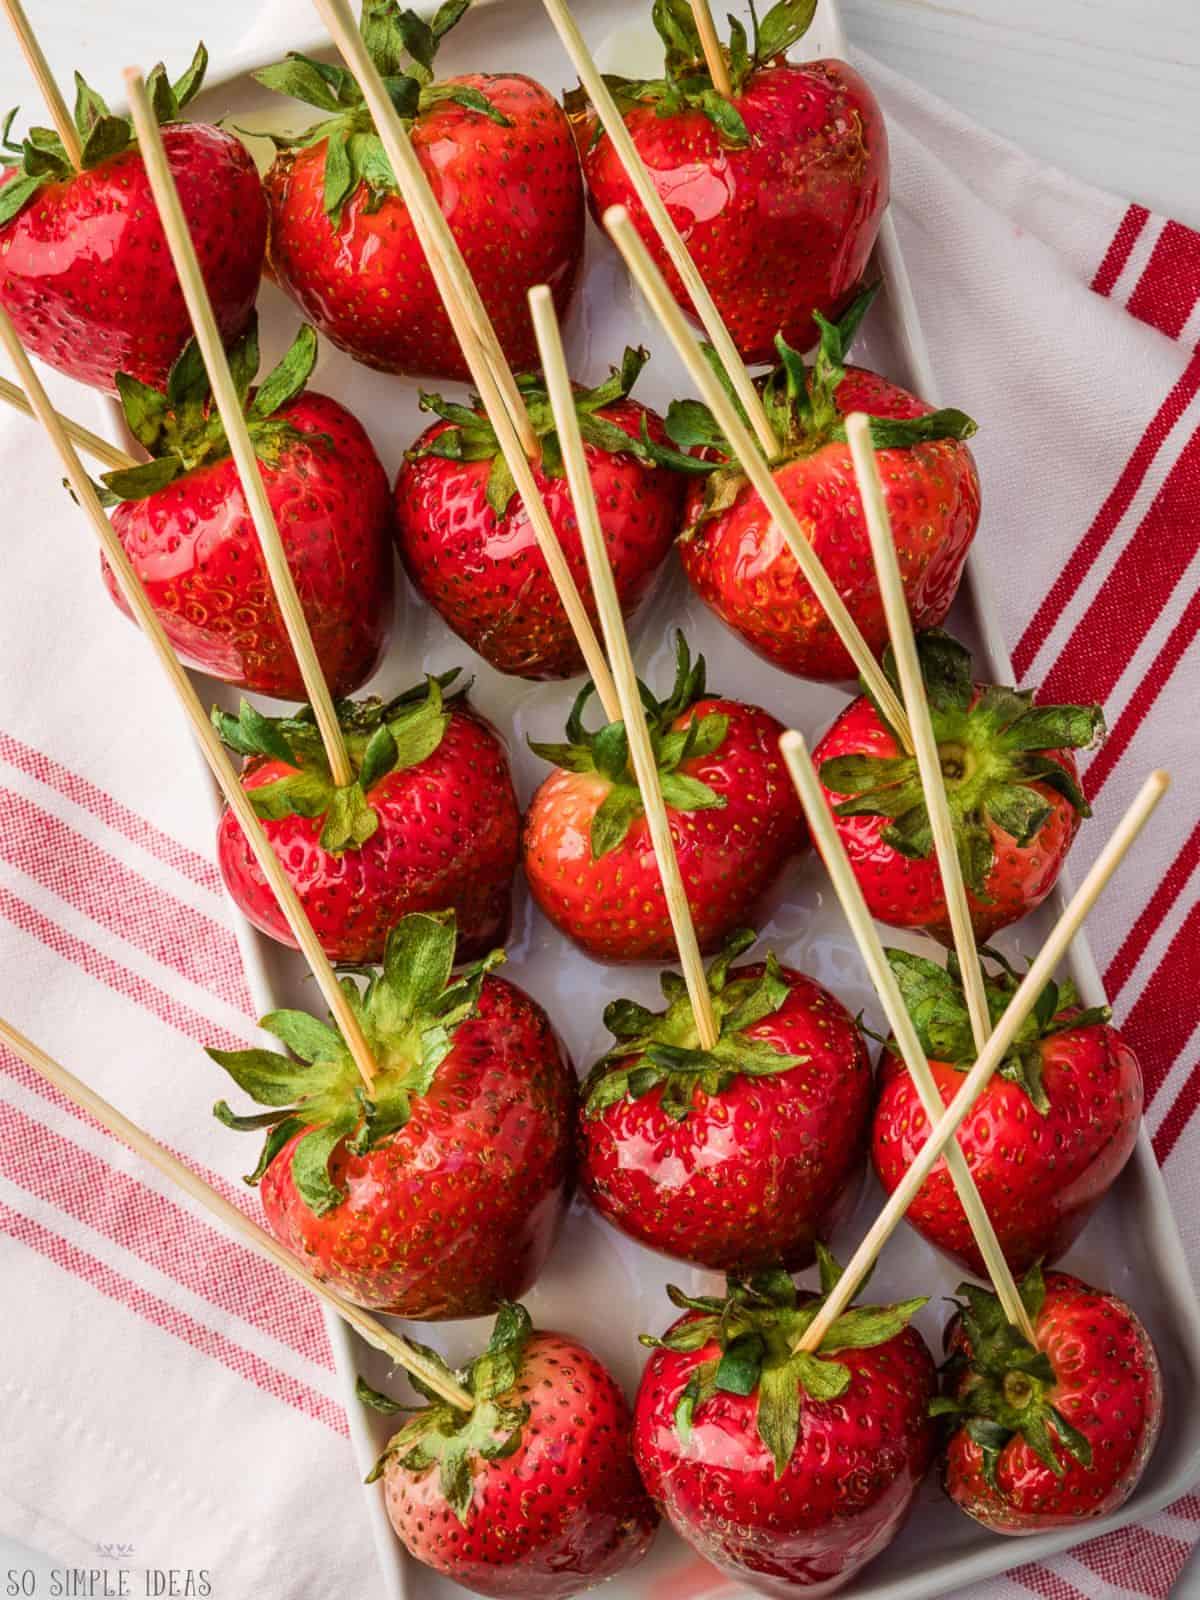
0,47,265,393
214,673,520,964
99,321,393,698
667,288,980,681
210,912,575,1318
579,932,871,1270
523,636,806,960
814,631,1105,940
872,950,1142,1277
395,349,686,678
571,1,887,363
635,1261,936,1597
935,1266,1162,1533
256,2,583,379
362,1303,657,1598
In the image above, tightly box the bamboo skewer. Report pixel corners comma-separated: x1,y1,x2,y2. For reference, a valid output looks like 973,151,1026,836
309,0,620,724
0,0,81,166
794,767,1170,1353
0,376,137,470
124,69,354,791
0,1016,473,1411
689,0,732,98
847,413,992,1046
606,205,912,745
780,730,1036,1344
530,285,717,1049
0,305,379,1094
540,0,778,458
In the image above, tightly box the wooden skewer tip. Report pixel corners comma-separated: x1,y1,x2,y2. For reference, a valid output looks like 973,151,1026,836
528,284,718,1051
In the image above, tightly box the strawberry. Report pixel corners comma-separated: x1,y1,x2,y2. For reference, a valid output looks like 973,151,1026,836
871,949,1142,1277
934,1266,1162,1533
814,631,1105,940
663,287,980,682
579,931,871,1270
523,636,806,961
394,348,686,679
362,1303,658,1598
0,47,265,393
209,912,575,1318
255,1,583,380
569,0,887,364
214,672,520,964
99,320,393,698
634,1260,936,1597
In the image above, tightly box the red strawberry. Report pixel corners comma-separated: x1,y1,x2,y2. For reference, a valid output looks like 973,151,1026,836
579,933,871,1270
394,348,686,679
98,321,393,699
215,673,520,964
570,1,887,363
667,288,980,682
210,913,575,1319
814,631,1105,940
523,636,806,960
363,1303,658,1598
872,949,1142,1277
256,4,583,379
634,1262,936,1597
0,48,265,393
935,1266,1162,1533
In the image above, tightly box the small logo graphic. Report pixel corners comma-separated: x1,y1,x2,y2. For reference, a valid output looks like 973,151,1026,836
95,1544,136,1563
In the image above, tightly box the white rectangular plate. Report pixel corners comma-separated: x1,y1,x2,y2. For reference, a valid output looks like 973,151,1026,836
96,1,1200,1595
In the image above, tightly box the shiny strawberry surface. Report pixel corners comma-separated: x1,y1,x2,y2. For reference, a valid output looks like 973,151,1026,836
265,74,584,380
523,697,806,961
395,398,683,678
814,690,1080,941
679,368,980,683
103,391,393,698
0,124,265,393
873,1021,1143,1276
635,1310,936,1597
578,60,887,364
218,706,519,964
386,1330,657,1597
943,1273,1162,1533
580,966,871,1270
260,974,575,1318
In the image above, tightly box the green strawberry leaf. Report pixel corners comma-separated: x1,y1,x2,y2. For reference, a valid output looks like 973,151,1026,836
752,0,818,62
821,629,1101,895
291,1116,355,1214
585,935,808,1119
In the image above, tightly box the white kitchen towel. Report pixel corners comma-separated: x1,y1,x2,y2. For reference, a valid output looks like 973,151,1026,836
0,36,1197,1600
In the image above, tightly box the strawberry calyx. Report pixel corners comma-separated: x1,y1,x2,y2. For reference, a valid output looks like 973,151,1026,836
819,630,1105,896
642,1250,927,1477
529,633,729,857
0,44,207,226
930,1264,1093,1492
565,0,818,147
583,929,808,1120
209,910,503,1216
884,946,1110,1113
650,285,977,530
253,0,508,225
95,317,319,505
212,670,461,854
358,1302,534,1519
411,345,684,515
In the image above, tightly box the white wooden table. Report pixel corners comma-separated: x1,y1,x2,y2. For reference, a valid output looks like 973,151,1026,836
1,0,1197,223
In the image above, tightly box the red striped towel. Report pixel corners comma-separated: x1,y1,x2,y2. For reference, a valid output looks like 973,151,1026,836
0,48,1196,1600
